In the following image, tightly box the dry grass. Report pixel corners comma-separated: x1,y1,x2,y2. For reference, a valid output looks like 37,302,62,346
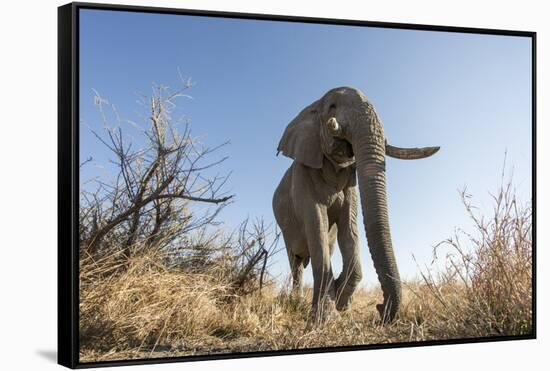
79,181,532,363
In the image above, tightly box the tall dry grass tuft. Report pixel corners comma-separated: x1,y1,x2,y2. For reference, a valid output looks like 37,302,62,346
80,248,228,354
413,175,532,338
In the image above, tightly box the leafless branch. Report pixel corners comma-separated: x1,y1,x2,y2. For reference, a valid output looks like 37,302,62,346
80,80,233,261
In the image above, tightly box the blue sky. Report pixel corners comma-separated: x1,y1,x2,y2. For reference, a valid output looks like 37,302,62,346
79,9,532,284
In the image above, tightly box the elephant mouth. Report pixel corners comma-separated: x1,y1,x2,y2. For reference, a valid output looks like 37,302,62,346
331,137,354,162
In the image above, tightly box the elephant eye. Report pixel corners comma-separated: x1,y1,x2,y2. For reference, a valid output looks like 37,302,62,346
329,104,336,110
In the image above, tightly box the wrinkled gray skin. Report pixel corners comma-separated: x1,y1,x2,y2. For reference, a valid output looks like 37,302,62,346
272,87,440,324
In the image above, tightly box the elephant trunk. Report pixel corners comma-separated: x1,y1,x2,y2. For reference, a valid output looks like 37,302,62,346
353,120,402,322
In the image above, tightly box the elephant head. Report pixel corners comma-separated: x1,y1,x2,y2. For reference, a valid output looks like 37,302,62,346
277,87,439,321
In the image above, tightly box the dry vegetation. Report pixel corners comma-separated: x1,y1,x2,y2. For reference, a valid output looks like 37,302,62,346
79,81,532,363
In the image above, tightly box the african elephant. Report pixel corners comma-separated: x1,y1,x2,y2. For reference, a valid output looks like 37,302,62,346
272,87,439,323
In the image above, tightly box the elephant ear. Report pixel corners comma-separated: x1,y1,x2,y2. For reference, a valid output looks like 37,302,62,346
277,100,323,169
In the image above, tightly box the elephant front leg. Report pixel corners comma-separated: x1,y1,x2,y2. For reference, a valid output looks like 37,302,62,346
335,190,362,311
305,209,337,324
286,249,306,298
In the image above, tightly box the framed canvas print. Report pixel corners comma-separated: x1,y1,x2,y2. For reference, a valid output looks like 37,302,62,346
58,2,536,368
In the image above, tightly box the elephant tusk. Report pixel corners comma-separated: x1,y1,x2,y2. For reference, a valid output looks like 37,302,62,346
327,117,339,131
385,143,440,160
326,117,344,137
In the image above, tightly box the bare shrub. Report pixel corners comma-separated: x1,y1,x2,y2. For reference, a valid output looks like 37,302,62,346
79,81,233,261
79,78,282,356
163,217,281,294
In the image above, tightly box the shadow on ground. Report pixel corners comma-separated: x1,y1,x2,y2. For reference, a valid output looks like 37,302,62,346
36,350,57,363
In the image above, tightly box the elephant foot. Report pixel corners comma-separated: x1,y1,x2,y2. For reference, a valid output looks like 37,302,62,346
309,298,338,327
287,291,305,310
335,289,351,311
290,287,304,301
376,303,397,323
336,299,351,312
334,276,360,312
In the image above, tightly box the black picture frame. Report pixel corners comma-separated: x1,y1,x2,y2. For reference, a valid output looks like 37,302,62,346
58,2,537,369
